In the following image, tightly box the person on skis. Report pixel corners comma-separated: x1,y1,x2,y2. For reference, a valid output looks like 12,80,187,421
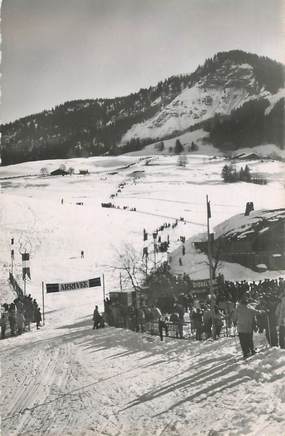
233,294,262,359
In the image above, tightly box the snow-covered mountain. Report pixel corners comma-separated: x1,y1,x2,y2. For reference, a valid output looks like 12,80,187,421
1,50,284,165
122,62,267,142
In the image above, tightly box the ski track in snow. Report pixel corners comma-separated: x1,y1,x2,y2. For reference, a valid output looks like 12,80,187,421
1,324,285,435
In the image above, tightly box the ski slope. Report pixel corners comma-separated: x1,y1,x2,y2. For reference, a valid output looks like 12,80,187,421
1,320,285,435
1,154,285,435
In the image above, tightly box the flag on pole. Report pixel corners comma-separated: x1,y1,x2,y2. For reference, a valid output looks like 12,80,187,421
143,229,148,241
11,238,14,259
207,199,211,219
22,253,31,279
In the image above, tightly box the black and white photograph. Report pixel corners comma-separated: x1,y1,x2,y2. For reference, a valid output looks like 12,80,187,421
0,0,285,434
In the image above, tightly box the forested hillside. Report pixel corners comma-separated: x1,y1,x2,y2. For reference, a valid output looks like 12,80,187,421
1,50,284,165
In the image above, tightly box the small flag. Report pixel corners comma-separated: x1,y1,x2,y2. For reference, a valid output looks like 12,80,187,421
143,229,148,241
207,200,211,219
22,253,31,279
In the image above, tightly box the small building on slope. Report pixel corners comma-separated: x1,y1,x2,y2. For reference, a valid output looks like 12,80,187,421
50,168,68,176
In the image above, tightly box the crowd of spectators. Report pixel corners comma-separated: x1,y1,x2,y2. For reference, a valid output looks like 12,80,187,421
102,277,285,345
104,296,226,341
1,294,42,340
220,278,285,304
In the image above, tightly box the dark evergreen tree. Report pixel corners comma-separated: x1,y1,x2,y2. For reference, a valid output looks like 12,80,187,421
174,139,184,154
190,142,199,151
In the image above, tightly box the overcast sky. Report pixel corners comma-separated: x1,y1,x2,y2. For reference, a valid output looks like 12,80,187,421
2,0,284,123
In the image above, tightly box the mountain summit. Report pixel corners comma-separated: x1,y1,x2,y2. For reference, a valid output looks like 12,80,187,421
1,50,284,165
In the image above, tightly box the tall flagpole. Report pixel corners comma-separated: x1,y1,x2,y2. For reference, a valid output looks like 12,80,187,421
42,281,45,326
206,195,215,339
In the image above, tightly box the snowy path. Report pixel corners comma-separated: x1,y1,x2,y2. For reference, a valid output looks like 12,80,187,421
1,321,284,435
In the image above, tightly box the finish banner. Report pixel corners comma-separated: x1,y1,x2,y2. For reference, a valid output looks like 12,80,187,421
46,277,101,293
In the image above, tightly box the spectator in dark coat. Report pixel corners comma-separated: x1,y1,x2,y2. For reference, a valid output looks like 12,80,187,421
275,293,285,349
8,303,16,335
93,306,104,329
16,309,25,335
203,306,212,339
213,307,223,338
1,304,8,339
173,303,184,339
24,296,34,331
35,307,42,329
192,309,203,340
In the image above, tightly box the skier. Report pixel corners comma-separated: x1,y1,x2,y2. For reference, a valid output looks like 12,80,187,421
233,294,261,359
81,250,84,259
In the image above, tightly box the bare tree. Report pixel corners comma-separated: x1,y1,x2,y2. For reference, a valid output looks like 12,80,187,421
212,240,223,278
197,238,223,279
105,244,145,291
108,243,160,291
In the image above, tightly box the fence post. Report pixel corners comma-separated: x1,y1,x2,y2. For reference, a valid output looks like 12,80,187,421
102,274,106,301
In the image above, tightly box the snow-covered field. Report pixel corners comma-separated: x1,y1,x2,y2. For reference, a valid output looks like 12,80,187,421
1,154,285,435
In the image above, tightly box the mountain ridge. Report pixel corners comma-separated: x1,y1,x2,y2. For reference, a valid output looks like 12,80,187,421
1,50,284,165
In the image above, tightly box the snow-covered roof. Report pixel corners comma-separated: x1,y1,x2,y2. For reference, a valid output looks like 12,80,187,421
214,209,285,241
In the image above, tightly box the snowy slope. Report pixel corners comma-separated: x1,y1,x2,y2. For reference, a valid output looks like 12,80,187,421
122,63,271,143
1,155,285,435
1,316,285,435
265,88,285,115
